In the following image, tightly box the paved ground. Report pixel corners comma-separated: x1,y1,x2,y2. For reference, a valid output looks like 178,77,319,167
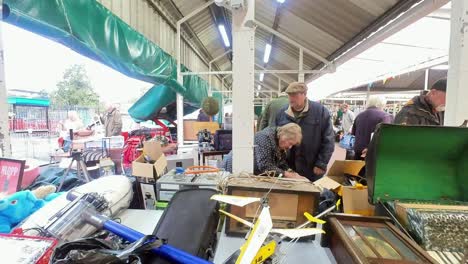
10,133,59,164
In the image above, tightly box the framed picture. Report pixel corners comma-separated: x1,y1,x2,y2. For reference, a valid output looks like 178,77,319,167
140,182,156,210
0,158,26,198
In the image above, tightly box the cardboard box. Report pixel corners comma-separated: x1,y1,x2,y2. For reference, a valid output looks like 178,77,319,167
132,141,167,179
314,160,374,216
342,186,374,216
313,160,365,191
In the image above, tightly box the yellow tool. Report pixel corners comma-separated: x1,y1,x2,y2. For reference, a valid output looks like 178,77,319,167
251,241,276,264
336,199,342,211
304,212,326,225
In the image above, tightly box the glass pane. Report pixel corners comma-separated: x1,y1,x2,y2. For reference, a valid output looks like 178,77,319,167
343,225,377,258
355,226,402,260
378,228,422,262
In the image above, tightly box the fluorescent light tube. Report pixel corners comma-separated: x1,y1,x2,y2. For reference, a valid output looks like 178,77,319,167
263,44,272,63
218,25,230,47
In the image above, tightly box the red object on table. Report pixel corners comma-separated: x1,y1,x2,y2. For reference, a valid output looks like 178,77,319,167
0,232,58,264
21,161,40,189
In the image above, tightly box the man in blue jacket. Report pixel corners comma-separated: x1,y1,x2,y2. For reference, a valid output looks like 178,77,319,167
276,82,335,181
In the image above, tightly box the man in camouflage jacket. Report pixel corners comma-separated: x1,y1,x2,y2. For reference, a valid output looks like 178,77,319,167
394,79,447,126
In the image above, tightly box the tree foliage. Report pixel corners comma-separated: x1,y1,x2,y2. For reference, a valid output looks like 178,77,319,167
50,64,100,108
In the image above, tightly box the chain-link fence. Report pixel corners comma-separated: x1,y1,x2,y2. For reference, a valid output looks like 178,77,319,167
9,105,96,134
7,106,97,163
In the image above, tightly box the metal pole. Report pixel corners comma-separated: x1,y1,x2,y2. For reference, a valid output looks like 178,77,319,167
256,69,329,74
255,81,279,94
208,64,212,96
278,78,281,94
183,69,329,75
176,21,184,146
182,71,233,76
366,83,371,105
445,0,468,126
298,48,304,82
0,12,12,157
232,0,255,174
209,49,232,96
176,0,215,146
255,63,283,81
424,68,429,90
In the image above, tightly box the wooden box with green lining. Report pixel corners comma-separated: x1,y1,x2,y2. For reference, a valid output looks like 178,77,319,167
366,124,468,258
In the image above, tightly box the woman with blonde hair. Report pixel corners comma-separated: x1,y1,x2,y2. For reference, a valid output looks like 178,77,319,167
223,123,306,179
60,111,85,151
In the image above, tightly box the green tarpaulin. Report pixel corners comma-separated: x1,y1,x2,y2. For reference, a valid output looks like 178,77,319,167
4,0,218,121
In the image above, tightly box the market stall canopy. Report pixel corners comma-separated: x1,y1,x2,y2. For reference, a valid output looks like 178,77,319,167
2,0,218,121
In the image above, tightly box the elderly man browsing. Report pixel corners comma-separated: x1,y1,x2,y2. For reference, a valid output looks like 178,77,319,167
275,82,335,181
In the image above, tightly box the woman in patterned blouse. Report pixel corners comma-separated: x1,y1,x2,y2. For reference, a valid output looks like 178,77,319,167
223,123,306,179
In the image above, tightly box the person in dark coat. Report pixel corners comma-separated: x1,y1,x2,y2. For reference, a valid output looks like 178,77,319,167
222,123,305,179
104,102,122,137
394,79,446,126
275,82,335,181
352,95,393,160
197,109,211,122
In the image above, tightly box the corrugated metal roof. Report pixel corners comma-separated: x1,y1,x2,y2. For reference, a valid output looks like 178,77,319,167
346,68,447,93
159,0,411,95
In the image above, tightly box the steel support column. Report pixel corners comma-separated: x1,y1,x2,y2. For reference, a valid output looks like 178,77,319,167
445,0,468,126
298,48,304,82
0,13,11,157
278,78,282,93
424,68,429,90
232,0,255,174
176,0,215,146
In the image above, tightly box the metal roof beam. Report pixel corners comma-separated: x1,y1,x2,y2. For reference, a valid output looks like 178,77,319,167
255,80,279,93
145,0,211,67
307,0,449,83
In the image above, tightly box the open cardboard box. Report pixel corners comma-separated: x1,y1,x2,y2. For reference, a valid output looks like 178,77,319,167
314,160,374,216
132,141,167,179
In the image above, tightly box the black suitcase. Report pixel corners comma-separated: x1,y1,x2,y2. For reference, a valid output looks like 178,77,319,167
149,189,219,263
214,130,232,151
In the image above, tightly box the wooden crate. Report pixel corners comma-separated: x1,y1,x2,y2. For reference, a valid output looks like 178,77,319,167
225,177,320,236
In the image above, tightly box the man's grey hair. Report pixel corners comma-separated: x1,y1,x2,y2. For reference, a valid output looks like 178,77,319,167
366,95,387,109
